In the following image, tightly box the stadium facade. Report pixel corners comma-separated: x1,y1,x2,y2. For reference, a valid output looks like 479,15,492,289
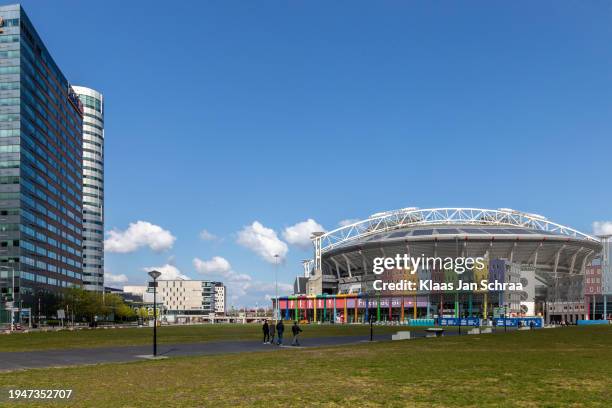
276,208,608,324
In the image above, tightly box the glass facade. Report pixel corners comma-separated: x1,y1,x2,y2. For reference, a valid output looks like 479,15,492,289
0,4,83,307
73,86,103,291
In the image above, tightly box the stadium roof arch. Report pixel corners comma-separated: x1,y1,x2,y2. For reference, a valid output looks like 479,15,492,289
308,208,601,277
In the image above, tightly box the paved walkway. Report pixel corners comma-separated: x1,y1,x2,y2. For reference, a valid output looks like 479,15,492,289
0,334,396,372
0,327,508,372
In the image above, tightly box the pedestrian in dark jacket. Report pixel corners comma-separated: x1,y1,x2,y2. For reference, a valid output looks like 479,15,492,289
262,320,270,344
269,321,276,344
291,321,302,346
276,320,285,345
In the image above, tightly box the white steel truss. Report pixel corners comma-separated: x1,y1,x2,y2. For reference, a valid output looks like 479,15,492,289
310,208,599,272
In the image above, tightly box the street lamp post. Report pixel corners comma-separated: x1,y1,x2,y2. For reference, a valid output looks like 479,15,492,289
148,270,162,357
504,305,508,333
274,254,279,321
10,266,13,331
457,298,462,336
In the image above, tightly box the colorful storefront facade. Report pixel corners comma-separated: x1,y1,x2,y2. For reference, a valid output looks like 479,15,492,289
274,292,509,323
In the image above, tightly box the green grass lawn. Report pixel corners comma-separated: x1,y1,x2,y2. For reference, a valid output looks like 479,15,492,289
0,323,454,352
0,326,610,407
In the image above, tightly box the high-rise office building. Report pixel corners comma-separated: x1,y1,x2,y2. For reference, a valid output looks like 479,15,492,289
73,86,103,291
0,4,84,309
214,282,226,314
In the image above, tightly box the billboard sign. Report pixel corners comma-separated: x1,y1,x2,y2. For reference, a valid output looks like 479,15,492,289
439,317,480,326
493,317,543,327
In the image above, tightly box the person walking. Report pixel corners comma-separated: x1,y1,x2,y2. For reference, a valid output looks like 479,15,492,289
276,320,285,345
262,320,270,344
269,321,276,344
291,321,302,346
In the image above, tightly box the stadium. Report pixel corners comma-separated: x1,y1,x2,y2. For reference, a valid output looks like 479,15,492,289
276,208,604,324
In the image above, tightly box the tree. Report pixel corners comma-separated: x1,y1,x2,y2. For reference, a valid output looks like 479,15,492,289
137,306,149,320
114,300,136,321
61,288,135,323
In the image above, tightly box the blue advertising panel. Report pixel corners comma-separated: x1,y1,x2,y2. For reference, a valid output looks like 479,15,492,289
409,318,435,326
438,318,456,326
493,317,543,327
494,318,514,327
517,317,542,327
438,317,480,326
577,320,609,326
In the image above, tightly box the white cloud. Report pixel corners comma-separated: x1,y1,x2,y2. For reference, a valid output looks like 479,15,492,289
593,221,612,236
143,264,190,280
193,257,251,281
236,221,288,263
104,272,128,285
226,279,293,307
338,218,360,227
193,256,232,275
199,229,218,241
105,221,176,253
282,219,325,250
247,281,293,293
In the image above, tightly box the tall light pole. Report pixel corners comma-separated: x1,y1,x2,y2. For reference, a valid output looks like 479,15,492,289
10,265,13,330
274,254,279,321
597,235,611,321
504,303,508,333
311,231,326,277
148,270,161,357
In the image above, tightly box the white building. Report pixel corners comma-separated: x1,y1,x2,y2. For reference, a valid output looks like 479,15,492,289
154,280,231,315
74,86,105,292
123,286,147,297
155,280,214,315
124,280,226,318
214,283,226,314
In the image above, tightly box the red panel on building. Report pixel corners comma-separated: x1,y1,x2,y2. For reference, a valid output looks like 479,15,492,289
585,265,602,295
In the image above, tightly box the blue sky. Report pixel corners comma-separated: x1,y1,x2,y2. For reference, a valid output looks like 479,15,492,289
17,0,612,307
